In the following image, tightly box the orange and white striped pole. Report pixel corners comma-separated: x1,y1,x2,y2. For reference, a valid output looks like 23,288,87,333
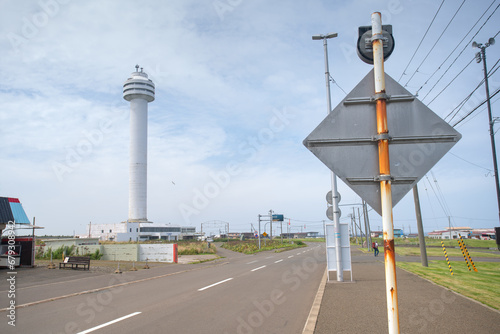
441,241,454,276
460,236,477,272
371,12,400,334
458,238,472,272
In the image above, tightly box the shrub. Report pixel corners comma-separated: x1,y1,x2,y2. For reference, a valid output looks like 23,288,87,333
89,249,103,260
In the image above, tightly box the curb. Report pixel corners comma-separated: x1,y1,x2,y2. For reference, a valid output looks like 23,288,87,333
302,267,327,334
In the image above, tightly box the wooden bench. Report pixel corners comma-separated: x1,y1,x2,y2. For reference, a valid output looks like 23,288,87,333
59,256,90,270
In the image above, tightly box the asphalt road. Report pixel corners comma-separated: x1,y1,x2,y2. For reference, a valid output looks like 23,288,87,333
0,243,326,334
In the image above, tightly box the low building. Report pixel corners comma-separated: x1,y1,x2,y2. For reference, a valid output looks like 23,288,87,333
428,227,471,239
371,230,405,238
227,232,241,239
470,229,496,240
87,222,196,241
280,232,308,239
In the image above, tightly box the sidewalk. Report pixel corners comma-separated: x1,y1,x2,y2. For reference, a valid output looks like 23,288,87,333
314,247,500,333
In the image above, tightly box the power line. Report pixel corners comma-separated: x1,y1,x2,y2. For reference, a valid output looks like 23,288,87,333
430,171,456,227
461,94,500,128
425,56,475,104
286,218,324,223
448,152,493,172
416,1,499,97
404,0,466,88
444,58,499,123
452,87,500,127
445,77,485,122
329,75,347,95
397,0,446,82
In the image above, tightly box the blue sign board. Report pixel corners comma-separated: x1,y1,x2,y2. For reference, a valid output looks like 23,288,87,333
272,214,284,221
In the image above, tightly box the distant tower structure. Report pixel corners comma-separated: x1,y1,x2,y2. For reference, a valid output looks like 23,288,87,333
123,65,155,222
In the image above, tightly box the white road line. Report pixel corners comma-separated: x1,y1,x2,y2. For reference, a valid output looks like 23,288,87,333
246,260,258,264
198,278,233,291
251,265,266,272
77,312,141,334
297,253,301,255
274,259,283,263
288,256,294,258
265,256,273,259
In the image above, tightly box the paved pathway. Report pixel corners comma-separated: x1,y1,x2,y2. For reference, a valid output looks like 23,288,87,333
315,247,500,333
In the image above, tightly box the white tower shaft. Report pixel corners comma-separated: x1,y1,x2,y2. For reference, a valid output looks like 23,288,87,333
129,98,148,221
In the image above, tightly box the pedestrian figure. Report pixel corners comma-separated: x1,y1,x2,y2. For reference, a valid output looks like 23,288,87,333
373,241,379,257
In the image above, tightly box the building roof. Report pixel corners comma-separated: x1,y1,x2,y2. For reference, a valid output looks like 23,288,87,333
0,197,30,225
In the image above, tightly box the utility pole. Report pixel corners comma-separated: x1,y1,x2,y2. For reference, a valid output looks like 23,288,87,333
473,38,500,224
358,207,364,246
269,209,273,240
312,31,343,282
280,220,283,244
352,207,358,244
257,215,261,249
32,217,36,268
413,185,428,267
449,216,452,239
363,200,372,250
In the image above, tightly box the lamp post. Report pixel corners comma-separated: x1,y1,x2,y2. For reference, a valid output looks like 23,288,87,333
473,38,499,224
312,32,343,282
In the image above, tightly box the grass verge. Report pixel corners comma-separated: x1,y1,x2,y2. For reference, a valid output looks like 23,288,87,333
221,240,306,254
397,260,500,310
177,242,216,255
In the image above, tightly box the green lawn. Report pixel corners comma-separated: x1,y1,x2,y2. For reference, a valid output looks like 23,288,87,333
393,246,500,258
397,260,500,310
221,240,305,254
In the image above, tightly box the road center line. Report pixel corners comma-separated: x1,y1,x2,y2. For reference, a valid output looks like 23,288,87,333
246,260,258,264
77,312,141,334
274,259,283,263
251,265,266,272
198,278,233,291
288,256,294,258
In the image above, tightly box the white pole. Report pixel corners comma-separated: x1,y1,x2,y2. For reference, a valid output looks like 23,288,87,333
371,12,400,333
322,35,343,282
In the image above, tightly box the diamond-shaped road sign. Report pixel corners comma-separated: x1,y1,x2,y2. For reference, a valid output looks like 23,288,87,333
304,69,461,215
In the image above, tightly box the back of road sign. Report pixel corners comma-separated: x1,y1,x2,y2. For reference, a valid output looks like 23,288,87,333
325,222,351,280
304,70,461,215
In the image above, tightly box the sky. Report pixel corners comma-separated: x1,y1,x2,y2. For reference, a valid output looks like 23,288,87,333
1,0,499,237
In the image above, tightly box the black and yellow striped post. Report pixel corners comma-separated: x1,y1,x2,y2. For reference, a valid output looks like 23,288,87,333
441,241,454,276
458,238,471,272
460,236,478,272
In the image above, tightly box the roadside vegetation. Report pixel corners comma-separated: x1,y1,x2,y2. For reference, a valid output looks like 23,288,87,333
221,239,306,254
177,242,216,255
36,245,103,260
397,260,500,310
353,237,497,248
35,241,216,260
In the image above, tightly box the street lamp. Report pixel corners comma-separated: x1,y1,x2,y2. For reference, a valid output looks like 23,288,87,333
472,38,500,224
312,32,343,282
312,32,338,40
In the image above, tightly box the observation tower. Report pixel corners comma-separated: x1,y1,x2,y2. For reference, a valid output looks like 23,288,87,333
123,65,155,222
